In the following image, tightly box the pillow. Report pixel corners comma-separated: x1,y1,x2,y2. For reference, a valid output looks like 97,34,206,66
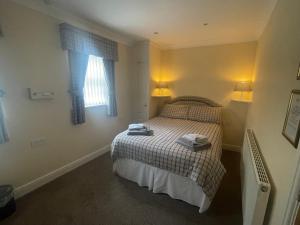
160,104,189,120
188,105,222,124
173,100,207,106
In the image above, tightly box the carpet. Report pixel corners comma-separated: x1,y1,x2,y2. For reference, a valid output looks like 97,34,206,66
2,150,242,225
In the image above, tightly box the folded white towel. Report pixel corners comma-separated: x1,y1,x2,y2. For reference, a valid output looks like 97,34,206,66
182,134,208,143
176,137,208,147
128,123,146,130
176,137,211,151
127,129,153,136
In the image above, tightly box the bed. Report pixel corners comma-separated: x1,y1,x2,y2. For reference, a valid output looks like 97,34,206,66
111,96,226,213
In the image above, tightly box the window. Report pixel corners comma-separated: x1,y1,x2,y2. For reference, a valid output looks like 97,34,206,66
83,55,108,108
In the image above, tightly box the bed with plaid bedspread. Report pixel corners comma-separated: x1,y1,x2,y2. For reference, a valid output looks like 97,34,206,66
111,117,226,200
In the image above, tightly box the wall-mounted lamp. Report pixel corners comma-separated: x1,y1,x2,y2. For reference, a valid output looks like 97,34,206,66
233,81,252,102
157,82,168,89
152,82,171,97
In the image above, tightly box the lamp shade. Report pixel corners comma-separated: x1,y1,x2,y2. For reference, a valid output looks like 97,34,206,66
234,81,252,92
152,82,171,97
156,82,168,89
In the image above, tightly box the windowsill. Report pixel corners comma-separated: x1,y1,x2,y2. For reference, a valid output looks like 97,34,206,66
85,104,107,109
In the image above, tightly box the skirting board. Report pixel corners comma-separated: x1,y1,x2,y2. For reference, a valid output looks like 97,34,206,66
222,143,241,152
14,144,111,199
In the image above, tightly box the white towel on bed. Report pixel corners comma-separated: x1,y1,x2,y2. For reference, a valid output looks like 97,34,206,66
127,129,153,136
182,134,208,144
176,137,211,151
128,123,146,130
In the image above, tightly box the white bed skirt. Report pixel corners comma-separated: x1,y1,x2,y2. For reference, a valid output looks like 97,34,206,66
113,159,211,213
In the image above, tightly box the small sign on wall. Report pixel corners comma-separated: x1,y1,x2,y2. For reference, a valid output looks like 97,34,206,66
28,88,55,100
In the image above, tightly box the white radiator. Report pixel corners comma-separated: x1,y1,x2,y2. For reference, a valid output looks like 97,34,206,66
241,129,271,225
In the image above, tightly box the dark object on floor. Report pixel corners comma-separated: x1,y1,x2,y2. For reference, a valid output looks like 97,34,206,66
2,150,242,225
0,185,16,221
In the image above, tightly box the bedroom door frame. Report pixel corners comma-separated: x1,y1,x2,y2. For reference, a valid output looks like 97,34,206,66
283,155,300,225
132,42,150,123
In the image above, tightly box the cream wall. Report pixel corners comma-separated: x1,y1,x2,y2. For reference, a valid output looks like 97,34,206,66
246,0,300,223
0,1,133,188
162,42,257,148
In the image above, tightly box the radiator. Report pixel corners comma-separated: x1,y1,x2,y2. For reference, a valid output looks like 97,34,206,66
241,129,271,225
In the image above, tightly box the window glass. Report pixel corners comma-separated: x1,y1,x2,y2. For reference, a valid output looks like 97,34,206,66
83,55,108,107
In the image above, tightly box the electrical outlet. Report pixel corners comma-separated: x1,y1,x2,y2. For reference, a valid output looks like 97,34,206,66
30,138,47,148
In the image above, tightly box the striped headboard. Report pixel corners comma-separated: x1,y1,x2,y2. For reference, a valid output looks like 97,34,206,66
168,96,222,107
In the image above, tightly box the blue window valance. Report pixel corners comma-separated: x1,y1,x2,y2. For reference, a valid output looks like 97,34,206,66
59,23,118,61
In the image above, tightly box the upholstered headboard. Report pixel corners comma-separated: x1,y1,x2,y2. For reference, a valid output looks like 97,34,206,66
168,96,222,107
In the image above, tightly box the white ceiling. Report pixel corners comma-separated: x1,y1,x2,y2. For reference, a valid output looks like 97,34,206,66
48,0,277,48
